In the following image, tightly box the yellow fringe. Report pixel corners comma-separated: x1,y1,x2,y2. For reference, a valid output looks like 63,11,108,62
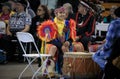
40,41,45,54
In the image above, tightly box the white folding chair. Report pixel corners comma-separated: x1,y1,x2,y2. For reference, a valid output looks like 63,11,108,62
95,23,109,36
0,21,6,34
16,32,51,79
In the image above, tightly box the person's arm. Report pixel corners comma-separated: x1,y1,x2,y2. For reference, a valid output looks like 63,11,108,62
6,24,12,36
21,14,31,32
85,15,96,37
21,25,30,32
103,22,116,52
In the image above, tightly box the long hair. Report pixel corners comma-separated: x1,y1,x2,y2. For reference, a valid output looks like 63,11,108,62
39,5,51,20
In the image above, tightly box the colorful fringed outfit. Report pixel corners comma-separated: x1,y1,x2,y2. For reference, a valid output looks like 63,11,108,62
37,17,76,74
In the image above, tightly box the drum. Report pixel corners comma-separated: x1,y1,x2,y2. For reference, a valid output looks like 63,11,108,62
62,52,100,78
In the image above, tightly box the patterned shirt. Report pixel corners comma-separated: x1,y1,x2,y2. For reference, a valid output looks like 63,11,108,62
9,11,31,33
92,18,120,69
104,18,120,57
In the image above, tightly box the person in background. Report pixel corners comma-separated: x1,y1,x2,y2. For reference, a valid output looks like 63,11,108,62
98,6,118,37
7,0,31,37
40,0,58,18
105,5,118,23
73,1,96,52
63,3,74,20
29,4,51,51
5,0,31,62
92,7,120,79
0,2,15,62
61,3,77,52
8,0,17,12
0,2,14,24
95,4,105,23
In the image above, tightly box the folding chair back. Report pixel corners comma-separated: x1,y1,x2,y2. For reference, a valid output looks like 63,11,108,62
16,32,34,43
16,32,40,55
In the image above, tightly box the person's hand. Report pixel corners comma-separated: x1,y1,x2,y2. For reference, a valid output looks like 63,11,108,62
7,31,12,36
63,27,69,32
102,39,106,44
63,41,70,47
58,34,65,43
62,41,70,52
75,36,79,41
